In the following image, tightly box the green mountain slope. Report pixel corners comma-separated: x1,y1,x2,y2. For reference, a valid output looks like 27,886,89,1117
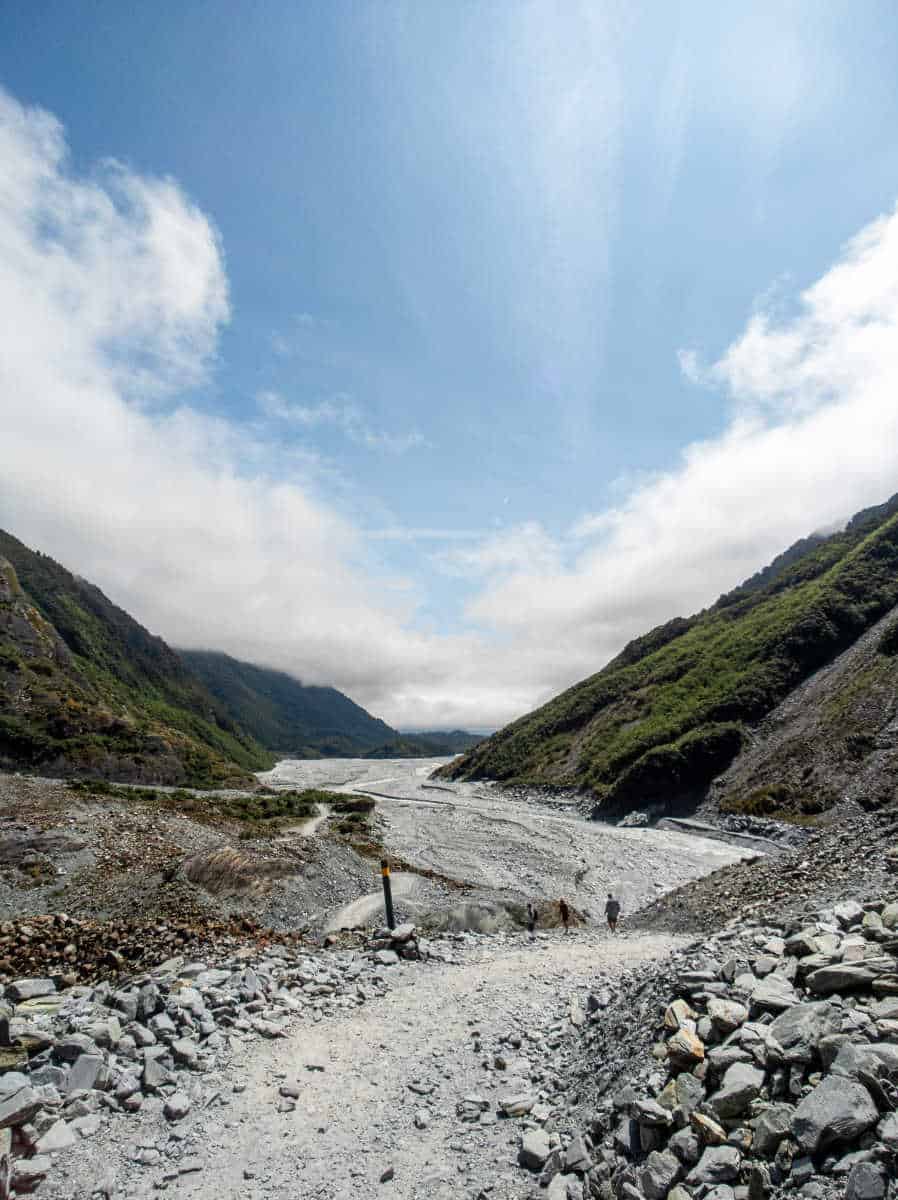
440,493,898,814
179,650,396,757
180,652,484,759
0,530,273,785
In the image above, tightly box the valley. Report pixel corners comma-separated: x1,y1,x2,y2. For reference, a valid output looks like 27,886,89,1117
262,758,751,933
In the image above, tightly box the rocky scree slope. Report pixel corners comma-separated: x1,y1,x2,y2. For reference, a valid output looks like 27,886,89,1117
703,603,898,822
0,532,272,787
505,895,898,1200
441,492,898,820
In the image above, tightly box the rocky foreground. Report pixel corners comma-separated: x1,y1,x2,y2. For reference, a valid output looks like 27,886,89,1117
1,892,898,1199
522,897,898,1200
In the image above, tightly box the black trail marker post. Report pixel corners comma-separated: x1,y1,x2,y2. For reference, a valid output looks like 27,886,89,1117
381,858,395,930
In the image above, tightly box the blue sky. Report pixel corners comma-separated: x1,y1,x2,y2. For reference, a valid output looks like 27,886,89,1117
2,2,898,728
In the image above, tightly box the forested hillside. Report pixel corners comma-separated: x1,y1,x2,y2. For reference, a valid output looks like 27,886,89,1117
179,650,395,758
0,531,273,786
441,494,898,816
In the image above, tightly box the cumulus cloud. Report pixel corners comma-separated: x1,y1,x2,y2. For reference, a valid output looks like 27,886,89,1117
0,88,472,719
461,207,898,672
3,83,898,735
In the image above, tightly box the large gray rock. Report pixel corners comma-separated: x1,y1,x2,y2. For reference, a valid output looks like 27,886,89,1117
752,1103,794,1157
707,997,748,1035
563,1134,592,1173
0,1086,41,1128
519,1127,551,1169
768,1001,840,1064
6,979,56,1003
54,1034,95,1062
806,964,878,994
668,1127,701,1165
498,1093,535,1117
65,1053,103,1094
845,1161,889,1200
171,1038,199,1068
687,1146,741,1186
830,1040,898,1082
834,900,864,928
751,975,797,1011
709,1062,765,1119
163,1092,191,1122
34,1119,76,1154
640,1150,681,1200
792,1076,879,1153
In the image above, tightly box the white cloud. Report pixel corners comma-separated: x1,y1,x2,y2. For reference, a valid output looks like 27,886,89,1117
3,84,898,737
258,390,428,454
462,206,898,668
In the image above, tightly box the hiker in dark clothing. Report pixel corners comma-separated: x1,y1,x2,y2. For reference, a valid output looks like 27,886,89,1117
526,902,537,938
559,896,571,935
605,892,621,933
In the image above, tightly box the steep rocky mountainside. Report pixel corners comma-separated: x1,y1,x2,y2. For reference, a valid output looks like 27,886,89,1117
707,604,898,820
441,493,898,817
0,531,272,786
179,650,396,758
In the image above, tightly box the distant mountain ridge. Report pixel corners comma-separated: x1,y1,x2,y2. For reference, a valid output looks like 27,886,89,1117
180,651,483,760
180,650,396,758
440,492,898,817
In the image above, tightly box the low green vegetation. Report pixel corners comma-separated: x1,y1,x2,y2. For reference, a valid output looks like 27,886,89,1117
442,493,898,814
0,530,274,786
66,779,368,837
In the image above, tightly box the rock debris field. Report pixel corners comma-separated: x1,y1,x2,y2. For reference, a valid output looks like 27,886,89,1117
8,759,897,1199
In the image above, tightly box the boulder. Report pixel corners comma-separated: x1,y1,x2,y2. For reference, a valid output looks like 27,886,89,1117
519,1127,551,1170
0,1086,41,1128
709,1062,765,1119
834,900,864,929
640,1150,681,1200
791,1076,879,1153
752,1103,794,1157
65,1053,103,1094
751,974,797,1011
667,1028,705,1067
707,997,748,1035
768,1001,840,1063
686,1146,741,1186
6,979,56,1003
845,1161,889,1200
163,1092,191,1122
806,964,878,995
34,1118,76,1154
498,1093,535,1117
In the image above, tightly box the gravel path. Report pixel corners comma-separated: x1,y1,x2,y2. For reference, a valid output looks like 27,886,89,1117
44,929,684,1200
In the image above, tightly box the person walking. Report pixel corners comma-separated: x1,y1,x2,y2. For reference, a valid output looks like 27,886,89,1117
559,896,571,935
526,901,537,939
605,892,621,934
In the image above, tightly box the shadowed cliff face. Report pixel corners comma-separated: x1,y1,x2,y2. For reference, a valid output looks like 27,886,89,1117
440,493,898,817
